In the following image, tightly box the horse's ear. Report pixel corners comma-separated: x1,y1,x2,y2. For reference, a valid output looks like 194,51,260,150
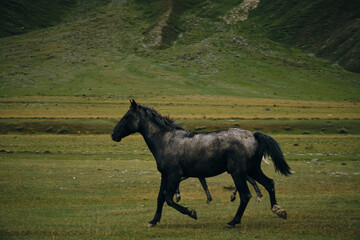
130,99,138,109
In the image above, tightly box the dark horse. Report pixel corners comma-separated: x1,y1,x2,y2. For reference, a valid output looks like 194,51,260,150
112,100,291,228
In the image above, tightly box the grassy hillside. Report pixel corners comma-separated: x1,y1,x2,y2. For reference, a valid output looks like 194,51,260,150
0,0,359,101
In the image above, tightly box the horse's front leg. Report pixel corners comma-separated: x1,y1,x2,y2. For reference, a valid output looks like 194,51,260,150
165,173,197,220
148,173,166,227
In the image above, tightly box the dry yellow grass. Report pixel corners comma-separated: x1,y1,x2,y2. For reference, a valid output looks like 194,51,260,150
1,96,359,120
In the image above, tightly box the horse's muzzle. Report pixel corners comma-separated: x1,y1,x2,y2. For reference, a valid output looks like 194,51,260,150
111,133,121,142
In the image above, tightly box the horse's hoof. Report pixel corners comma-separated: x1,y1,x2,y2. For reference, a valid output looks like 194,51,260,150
190,210,197,220
272,205,287,219
175,194,181,202
226,222,235,229
230,195,236,202
147,220,158,227
147,223,156,228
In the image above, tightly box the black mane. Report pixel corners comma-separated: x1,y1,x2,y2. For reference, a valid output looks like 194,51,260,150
139,105,185,131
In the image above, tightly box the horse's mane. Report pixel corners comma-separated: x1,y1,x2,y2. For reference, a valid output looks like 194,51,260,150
139,105,185,131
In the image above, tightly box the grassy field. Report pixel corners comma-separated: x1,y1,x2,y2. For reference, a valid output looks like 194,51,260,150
0,98,359,239
0,96,359,240
0,133,359,239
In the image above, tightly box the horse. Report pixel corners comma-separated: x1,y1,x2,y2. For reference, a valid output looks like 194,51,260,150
112,100,291,228
176,175,263,204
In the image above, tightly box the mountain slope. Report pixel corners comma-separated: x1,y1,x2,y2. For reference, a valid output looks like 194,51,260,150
245,0,360,72
0,0,359,101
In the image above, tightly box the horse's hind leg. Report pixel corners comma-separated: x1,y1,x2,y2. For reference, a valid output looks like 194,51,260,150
176,177,213,204
230,188,237,202
251,170,287,219
246,176,263,201
199,178,213,203
231,176,263,202
175,177,189,202
175,187,181,202
165,174,197,220
227,174,251,228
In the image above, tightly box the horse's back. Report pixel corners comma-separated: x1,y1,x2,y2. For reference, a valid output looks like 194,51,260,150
160,128,258,177
170,128,257,156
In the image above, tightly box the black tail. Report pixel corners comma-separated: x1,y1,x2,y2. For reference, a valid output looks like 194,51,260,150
254,132,291,176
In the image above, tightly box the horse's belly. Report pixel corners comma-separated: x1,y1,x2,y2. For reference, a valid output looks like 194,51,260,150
181,154,228,178
186,166,226,178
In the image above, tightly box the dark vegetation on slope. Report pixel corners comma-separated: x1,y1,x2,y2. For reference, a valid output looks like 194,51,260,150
246,0,360,72
0,0,110,38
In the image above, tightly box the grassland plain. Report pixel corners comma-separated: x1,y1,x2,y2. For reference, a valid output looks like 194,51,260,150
0,134,359,239
0,96,359,239
0,97,359,239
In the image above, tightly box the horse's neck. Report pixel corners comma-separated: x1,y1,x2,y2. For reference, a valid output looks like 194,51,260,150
138,120,168,158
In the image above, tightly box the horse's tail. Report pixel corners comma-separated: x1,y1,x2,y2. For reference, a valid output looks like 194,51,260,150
254,132,291,176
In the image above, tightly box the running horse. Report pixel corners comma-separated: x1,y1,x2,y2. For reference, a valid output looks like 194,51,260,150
112,100,291,228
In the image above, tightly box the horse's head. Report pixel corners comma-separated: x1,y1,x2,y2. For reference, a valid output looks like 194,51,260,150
112,99,141,142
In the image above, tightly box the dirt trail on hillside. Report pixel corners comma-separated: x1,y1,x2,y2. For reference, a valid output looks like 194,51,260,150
146,5,172,48
223,0,260,24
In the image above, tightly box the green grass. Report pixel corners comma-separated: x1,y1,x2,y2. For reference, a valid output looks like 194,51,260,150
0,134,359,239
